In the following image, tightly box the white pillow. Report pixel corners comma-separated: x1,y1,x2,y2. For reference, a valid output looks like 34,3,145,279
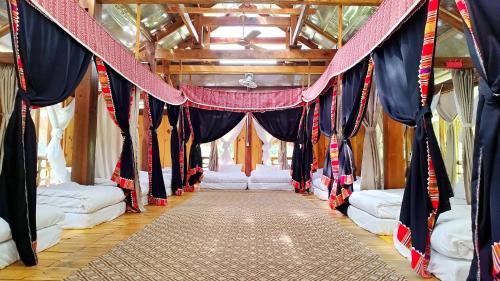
255,164,279,172
219,164,242,173
453,178,466,200
431,218,473,260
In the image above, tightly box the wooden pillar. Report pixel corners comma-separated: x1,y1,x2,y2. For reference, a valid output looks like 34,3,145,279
383,112,406,189
351,126,365,177
338,5,343,48
71,0,99,185
244,116,252,176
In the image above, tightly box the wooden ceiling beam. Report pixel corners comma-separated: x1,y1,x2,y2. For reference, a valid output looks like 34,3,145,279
298,36,319,49
439,6,464,32
201,16,290,27
167,65,327,75
210,37,286,44
153,18,184,41
290,5,308,46
178,4,199,43
304,20,337,44
99,0,381,5
156,48,335,60
164,7,316,15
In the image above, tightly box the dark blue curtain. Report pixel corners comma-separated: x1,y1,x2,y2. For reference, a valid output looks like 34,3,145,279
332,58,370,215
253,107,306,192
318,87,336,185
462,0,500,279
187,108,245,186
373,4,452,276
147,95,166,205
0,0,91,266
97,58,138,210
167,105,182,195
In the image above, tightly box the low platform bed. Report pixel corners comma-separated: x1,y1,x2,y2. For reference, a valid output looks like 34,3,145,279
0,205,65,269
37,182,126,229
248,165,293,191
200,165,248,190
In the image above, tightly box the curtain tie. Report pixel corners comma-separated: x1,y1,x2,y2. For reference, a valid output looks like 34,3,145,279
416,106,431,122
18,89,34,107
461,123,474,128
51,128,64,139
365,126,376,132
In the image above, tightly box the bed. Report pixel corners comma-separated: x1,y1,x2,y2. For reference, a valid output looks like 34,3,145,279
393,204,473,281
248,165,293,191
139,171,173,205
0,205,65,269
37,182,126,229
200,164,248,190
312,173,362,201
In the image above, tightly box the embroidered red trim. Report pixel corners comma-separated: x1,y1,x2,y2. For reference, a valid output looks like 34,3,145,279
349,58,374,138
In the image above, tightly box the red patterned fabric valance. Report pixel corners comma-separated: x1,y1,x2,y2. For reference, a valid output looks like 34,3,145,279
302,0,425,101
181,84,304,111
28,0,185,105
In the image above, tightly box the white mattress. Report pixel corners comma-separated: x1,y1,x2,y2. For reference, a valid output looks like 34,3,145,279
249,169,292,183
94,178,117,186
348,189,404,219
0,224,62,269
37,182,125,214
347,206,398,235
202,170,248,183
247,182,293,191
312,177,328,192
138,171,173,202
428,250,471,281
62,201,126,229
314,187,329,201
200,181,247,190
0,205,65,243
432,207,473,260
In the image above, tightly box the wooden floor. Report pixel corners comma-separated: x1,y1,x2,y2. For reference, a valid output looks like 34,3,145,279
0,192,433,281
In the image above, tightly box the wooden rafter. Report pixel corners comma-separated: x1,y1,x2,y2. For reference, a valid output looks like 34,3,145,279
439,6,464,32
164,7,316,15
201,16,290,27
178,4,200,43
167,65,327,75
290,5,308,46
298,36,319,49
304,20,337,44
156,48,335,61
211,37,286,44
99,0,381,5
153,18,184,41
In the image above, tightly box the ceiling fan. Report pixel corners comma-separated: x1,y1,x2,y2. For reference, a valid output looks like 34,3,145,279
217,13,265,51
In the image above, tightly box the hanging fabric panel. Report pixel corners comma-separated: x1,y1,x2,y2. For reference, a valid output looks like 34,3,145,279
360,82,383,190
45,100,75,183
253,118,277,166
454,0,500,279
208,141,218,171
145,94,166,206
166,105,183,195
186,107,245,188
95,57,141,212
373,2,452,277
0,64,17,172
95,94,122,179
253,107,306,192
219,117,246,166
319,85,337,188
0,0,92,266
328,58,372,214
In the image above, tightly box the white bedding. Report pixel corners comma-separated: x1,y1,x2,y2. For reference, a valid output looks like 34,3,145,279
37,182,125,214
138,171,173,203
200,181,247,190
62,201,126,229
0,205,64,269
94,178,117,186
428,250,471,281
249,167,292,184
202,170,248,183
0,224,62,269
347,206,398,235
247,181,293,191
313,186,329,201
349,189,404,219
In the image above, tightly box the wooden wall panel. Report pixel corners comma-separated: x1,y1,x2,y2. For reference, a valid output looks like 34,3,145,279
251,123,263,171
138,113,172,169
63,118,74,167
383,112,406,189
235,128,246,169
351,126,365,177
